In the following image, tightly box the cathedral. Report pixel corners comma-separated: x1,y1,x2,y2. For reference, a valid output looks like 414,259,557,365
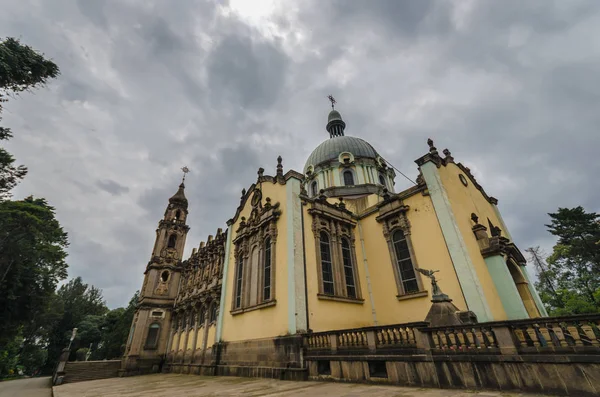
121,105,547,376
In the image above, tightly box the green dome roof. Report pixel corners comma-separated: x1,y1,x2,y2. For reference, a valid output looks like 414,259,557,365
328,110,343,123
305,136,379,171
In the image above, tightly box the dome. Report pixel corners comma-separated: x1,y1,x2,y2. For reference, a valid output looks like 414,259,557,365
328,110,343,123
305,135,379,171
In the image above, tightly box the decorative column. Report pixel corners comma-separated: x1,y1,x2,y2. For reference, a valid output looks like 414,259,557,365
190,310,200,363
181,313,190,363
472,215,528,320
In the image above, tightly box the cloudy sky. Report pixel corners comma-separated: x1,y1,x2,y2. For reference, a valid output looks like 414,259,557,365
2,0,599,308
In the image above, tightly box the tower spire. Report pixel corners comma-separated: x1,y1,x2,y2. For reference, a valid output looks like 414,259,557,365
325,95,346,138
181,166,190,184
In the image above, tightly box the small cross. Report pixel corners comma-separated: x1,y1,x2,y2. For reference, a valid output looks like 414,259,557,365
327,95,336,109
181,166,190,183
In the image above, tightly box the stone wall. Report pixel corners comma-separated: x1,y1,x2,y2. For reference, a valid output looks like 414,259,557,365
169,334,307,381
61,360,121,384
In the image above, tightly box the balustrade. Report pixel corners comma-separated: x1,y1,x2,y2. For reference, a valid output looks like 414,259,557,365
336,330,368,349
509,315,600,349
426,325,497,351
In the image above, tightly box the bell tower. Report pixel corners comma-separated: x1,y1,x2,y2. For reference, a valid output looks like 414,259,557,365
122,172,190,375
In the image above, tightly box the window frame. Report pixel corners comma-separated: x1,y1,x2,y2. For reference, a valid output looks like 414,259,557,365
391,229,419,294
310,207,363,303
343,170,355,186
144,323,161,350
231,190,280,314
376,202,425,298
167,234,177,249
311,180,318,197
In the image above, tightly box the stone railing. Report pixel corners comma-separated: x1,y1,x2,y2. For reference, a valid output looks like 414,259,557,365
507,314,600,351
304,322,427,353
304,316,600,396
421,323,499,352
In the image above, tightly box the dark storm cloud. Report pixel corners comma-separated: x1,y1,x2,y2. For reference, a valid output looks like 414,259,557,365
97,179,130,196
2,0,599,307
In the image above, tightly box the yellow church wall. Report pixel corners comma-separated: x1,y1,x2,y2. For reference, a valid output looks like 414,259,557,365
302,205,374,332
437,163,507,320
170,331,177,352
186,329,194,350
207,324,216,347
220,181,290,342
361,192,468,326
197,328,203,348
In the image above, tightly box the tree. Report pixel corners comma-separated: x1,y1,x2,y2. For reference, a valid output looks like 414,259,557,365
530,207,600,315
45,277,107,366
0,197,68,346
0,37,59,199
95,291,138,360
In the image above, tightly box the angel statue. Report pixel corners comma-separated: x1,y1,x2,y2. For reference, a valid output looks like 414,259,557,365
416,268,448,301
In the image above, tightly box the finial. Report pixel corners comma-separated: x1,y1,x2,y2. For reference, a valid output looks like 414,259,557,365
471,213,479,224
181,166,190,183
257,167,264,178
327,94,336,110
276,155,283,177
427,138,437,153
241,188,246,199
338,197,346,210
443,148,454,163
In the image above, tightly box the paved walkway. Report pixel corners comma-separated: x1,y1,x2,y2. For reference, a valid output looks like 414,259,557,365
0,377,51,397
52,374,552,396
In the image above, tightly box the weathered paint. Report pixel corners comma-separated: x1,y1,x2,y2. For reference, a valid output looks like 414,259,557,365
357,220,378,325
220,181,290,342
420,161,493,322
286,177,307,334
520,265,548,317
491,204,548,317
215,219,232,342
483,255,529,319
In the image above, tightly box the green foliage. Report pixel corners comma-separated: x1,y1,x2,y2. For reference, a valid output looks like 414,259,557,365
0,197,68,346
19,343,47,375
75,348,89,362
94,291,138,359
46,277,108,366
0,37,59,199
532,207,600,315
0,336,21,377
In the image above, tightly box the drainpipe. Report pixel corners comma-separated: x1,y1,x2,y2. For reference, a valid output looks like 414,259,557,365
357,220,377,326
300,202,310,333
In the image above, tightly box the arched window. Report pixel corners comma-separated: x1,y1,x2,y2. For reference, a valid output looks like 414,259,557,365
234,255,244,308
341,238,356,298
319,232,334,295
209,303,218,324
343,170,354,186
311,181,318,197
263,237,272,301
175,210,181,220
160,270,169,282
167,234,177,249
199,307,206,326
379,174,386,187
392,230,418,293
145,323,160,349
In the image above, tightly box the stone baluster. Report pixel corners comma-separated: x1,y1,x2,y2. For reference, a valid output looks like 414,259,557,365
551,322,568,347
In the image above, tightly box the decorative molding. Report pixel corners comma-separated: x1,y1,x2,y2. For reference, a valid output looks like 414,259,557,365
317,294,364,304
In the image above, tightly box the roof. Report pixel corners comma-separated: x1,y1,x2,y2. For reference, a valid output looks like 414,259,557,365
169,183,188,209
305,135,379,170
